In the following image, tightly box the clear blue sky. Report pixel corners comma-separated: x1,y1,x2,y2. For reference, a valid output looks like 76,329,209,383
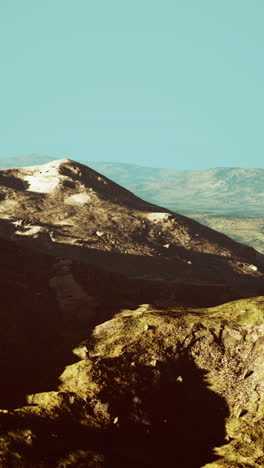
0,1,263,169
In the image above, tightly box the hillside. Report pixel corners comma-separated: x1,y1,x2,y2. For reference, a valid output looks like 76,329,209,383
181,211,264,255
84,163,264,215
0,159,263,300
1,157,263,214
0,159,263,467
1,156,264,254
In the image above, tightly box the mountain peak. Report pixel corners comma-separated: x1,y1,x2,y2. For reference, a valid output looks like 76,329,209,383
4,158,92,194
18,159,77,193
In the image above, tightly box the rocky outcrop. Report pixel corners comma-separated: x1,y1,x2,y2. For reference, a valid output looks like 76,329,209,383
0,297,263,467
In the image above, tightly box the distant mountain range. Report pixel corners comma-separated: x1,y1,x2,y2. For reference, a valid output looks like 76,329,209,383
86,163,264,216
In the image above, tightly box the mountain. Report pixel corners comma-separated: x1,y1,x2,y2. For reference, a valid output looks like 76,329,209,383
0,156,184,183
2,157,264,253
1,157,263,214
0,158,263,303
66,163,264,254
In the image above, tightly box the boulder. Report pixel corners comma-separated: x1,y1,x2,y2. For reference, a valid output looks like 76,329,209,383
0,297,263,467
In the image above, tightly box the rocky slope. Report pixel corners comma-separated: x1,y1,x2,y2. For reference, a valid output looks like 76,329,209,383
0,242,123,419
1,157,264,215
3,232,238,409
0,235,159,408
180,211,264,255
86,163,264,215
0,159,263,303
0,159,264,467
0,298,263,467
2,156,264,253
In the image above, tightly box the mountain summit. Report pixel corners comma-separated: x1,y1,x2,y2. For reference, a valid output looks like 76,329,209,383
0,159,263,298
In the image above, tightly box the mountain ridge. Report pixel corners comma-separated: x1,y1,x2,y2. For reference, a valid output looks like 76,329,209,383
0,158,263,301
0,155,263,214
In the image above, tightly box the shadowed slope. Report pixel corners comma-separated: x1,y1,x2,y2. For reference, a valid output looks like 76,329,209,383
0,159,263,290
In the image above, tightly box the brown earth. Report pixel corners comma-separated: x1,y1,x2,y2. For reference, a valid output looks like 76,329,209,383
0,159,264,467
180,210,264,255
0,159,263,299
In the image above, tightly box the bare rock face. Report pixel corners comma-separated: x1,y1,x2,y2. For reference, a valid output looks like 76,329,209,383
0,298,263,467
0,159,263,295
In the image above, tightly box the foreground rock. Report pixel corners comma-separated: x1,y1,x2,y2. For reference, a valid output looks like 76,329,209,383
1,297,263,467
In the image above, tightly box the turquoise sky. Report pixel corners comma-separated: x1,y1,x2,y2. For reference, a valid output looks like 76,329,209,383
0,1,263,169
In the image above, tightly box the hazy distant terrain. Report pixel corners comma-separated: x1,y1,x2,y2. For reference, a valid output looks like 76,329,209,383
82,162,264,254
86,162,264,215
1,156,264,253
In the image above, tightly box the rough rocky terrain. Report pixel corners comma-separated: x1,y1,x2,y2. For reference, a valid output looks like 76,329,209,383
2,156,264,253
1,157,264,216
0,158,264,467
0,298,263,467
180,211,264,255
0,159,263,302
0,235,183,408
24,161,258,217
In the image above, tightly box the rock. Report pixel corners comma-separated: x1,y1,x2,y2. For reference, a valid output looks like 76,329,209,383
0,297,263,467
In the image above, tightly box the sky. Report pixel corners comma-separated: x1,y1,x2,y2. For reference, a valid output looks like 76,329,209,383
0,1,263,170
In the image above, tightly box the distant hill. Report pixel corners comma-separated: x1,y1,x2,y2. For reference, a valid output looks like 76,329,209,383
86,163,264,215
73,163,264,254
0,155,55,169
